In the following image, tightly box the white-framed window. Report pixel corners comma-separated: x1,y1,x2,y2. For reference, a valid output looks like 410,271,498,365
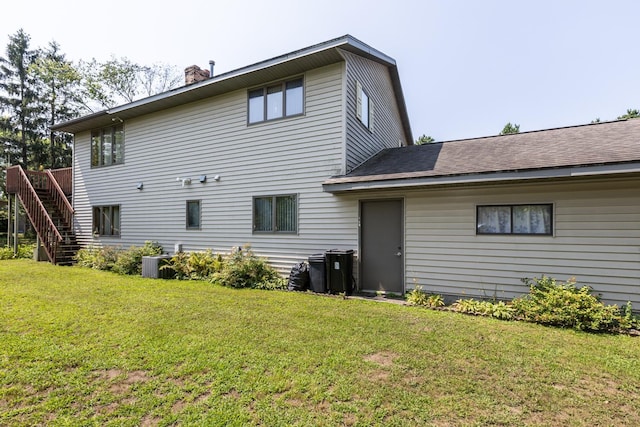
356,81,374,131
92,205,120,237
476,204,553,235
248,78,304,124
186,200,201,230
91,124,124,167
253,194,297,233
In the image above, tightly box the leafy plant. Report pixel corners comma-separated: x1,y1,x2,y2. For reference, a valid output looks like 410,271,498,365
452,298,515,320
112,241,163,275
512,276,631,332
76,241,162,275
75,245,119,270
406,286,444,308
163,249,224,280
213,245,282,289
0,244,35,260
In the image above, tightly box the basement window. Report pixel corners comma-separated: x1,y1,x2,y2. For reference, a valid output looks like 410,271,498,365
92,205,120,237
476,204,552,235
248,78,304,124
253,194,297,233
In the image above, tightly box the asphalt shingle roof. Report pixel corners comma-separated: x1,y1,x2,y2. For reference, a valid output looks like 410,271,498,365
327,119,640,184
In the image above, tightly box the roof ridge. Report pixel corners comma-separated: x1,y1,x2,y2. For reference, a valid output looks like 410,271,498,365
436,118,637,145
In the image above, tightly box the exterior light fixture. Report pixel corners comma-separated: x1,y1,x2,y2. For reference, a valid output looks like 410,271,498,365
136,182,143,190
199,175,207,183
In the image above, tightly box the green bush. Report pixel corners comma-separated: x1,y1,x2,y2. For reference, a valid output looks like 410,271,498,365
0,244,36,260
76,241,163,275
451,298,515,320
112,241,163,275
212,245,283,289
75,246,119,271
512,276,634,332
164,250,224,280
406,286,445,308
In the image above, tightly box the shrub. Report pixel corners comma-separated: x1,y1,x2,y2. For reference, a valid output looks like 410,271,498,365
512,276,630,332
212,245,283,289
112,241,163,275
75,246,119,271
164,250,224,280
0,244,36,260
406,286,444,308
452,298,515,320
76,241,162,274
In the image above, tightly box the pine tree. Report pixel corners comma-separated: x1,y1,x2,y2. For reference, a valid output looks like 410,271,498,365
33,41,84,168
0,29,45,168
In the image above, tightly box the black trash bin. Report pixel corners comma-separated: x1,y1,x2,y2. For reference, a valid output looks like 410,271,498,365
308,253,326,293
325,250,354,295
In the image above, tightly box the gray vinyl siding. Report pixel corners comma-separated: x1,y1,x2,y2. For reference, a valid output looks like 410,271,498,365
328,177,640,307
73,63,359,271
401,178,640,308
342,50,408,173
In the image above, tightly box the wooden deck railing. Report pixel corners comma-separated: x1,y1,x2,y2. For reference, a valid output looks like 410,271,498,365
49,167,72,196
6,166,63,263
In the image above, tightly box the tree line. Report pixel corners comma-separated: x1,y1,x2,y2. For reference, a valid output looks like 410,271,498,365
0,29,182,173
417,111,640,144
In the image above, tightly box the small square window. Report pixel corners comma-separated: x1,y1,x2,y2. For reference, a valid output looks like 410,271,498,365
186,200,201,230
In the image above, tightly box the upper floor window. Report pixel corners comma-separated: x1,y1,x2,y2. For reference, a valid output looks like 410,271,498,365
91,124,124,167
476,204,553,235
248,78,304,124
356,81,374,131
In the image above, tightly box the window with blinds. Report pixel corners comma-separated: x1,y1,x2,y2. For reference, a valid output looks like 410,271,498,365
253,195,297,233
92,205,121,237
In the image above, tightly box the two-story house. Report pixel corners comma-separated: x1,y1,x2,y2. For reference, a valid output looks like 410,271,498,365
8,35,640,308
49,34,412,272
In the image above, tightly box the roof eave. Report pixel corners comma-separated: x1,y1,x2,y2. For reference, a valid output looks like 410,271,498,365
322,162,640,193
52,34,411,136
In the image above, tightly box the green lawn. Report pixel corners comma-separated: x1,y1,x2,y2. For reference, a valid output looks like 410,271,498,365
1,260,639,426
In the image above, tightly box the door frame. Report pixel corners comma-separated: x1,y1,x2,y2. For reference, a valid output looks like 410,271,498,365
358,197,405,294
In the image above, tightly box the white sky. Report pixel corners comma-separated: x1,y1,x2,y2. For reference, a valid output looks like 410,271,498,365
2,0,639,141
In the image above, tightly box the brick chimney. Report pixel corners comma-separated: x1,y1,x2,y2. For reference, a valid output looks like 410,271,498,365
184,65,210,85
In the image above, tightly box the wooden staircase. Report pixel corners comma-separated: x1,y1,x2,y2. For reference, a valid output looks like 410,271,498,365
6,166,79,265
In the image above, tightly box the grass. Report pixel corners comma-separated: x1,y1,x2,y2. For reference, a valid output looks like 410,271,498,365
1,260,639,426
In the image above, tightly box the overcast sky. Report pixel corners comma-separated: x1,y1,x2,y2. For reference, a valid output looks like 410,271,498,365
3,0,639,141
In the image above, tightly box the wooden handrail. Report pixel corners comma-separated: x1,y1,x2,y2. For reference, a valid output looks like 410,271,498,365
46,169,74,228
6,166,63,263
